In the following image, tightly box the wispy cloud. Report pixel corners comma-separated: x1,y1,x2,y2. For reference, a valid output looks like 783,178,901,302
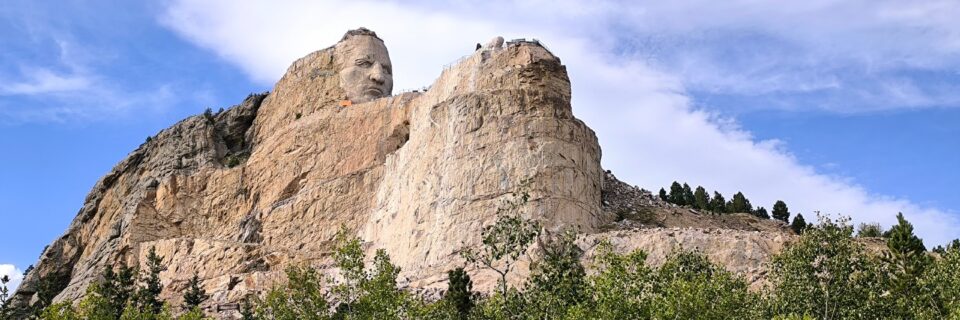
0,67,91,95
0,6,194,125
159,0,960,245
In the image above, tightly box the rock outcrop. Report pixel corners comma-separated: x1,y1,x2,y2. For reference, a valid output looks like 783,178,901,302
12,30,795,317
12,33,607,315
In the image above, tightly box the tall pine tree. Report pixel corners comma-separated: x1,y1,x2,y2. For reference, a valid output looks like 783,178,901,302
136,246,165,314
710,191,727,214
183,272,208,310
790,214,807,234
772,200,790,223
682,183,695,207
728,192,753,213
668,182,684,205
693,186,710,210
443,267,475,319
659,188,668,202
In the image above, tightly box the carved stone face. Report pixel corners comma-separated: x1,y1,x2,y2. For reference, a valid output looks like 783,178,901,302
338,35,393,103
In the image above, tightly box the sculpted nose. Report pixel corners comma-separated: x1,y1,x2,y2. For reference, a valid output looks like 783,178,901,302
368,64,386,84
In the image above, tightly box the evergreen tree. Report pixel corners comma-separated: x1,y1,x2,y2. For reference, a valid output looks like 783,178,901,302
183,272,208,310
682,183,695,207
772,200,790,223
885,213,930,305
752,207,770,219
135,246,165,314
693,186,710,210
790,214,807,234
443,268,475,319
659,188,668,202
1,275,9,319
668,182,685,205
728,192,753,213
710,192,727,214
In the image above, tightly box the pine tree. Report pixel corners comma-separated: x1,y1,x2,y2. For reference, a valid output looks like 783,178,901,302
884,212,931,315
136,246,165,314
1,275,9,319
752,207,770,219
693,186,710,210
183,272,208,310
771,200,790,223
659,188,668,202
710,191,726,214
790,214,807,234
728,192,753,213
682,183,695,207
443,267,475,319
668,182,684,205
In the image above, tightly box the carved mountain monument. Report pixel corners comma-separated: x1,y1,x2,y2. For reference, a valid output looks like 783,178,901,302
11,28,792,315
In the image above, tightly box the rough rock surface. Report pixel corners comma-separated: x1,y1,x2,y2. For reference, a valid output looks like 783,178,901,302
12,33,795,317
12,37,605,315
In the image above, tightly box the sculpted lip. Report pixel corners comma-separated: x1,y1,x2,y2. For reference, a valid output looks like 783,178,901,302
364,87,384,95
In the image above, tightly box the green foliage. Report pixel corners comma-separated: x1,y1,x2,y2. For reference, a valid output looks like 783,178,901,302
681,183,695,207
933,239,960,254
752,206,770,219
651,250,760,319
38,302,79,320
1,275,10,319
710,191,727,214
693,186,710,210
461,192,540,296
202,108,214,123
119,301,174,320
772,200,790,223
766,216,894,319
256,264,330,319
727,191,752,213
916,245,960,319
583,241,653,319
668,181,685,205
135,247,166,315
856,222,884,238
525,229,587,318
790,214,807,234
178,307,212,320
182,273,208,311
33,270,70,318
442,268,474,319
883,212,932,316
254,227,422,319
658,188,668,202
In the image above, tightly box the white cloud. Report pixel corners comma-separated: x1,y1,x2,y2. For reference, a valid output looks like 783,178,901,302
158,0,960,245
0,67,91,95
0,264,23,294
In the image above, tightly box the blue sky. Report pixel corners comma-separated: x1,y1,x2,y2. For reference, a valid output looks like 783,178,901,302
2,0,959,290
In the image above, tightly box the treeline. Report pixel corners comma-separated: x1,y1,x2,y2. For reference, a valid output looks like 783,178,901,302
16,194,960,320
658,181,810,234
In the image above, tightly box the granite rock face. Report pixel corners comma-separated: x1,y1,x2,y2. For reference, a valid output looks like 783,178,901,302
13,32,794,317
12,35,607,313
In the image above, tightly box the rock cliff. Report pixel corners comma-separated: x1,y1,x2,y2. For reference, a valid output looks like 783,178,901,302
11,30,793,316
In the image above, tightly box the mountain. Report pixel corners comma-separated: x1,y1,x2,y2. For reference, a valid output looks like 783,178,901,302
10,29,791,316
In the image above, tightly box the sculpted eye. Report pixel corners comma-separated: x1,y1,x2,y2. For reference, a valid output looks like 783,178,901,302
355,60,372,67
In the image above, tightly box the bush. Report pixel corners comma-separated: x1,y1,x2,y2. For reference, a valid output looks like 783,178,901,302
766,216,894,319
